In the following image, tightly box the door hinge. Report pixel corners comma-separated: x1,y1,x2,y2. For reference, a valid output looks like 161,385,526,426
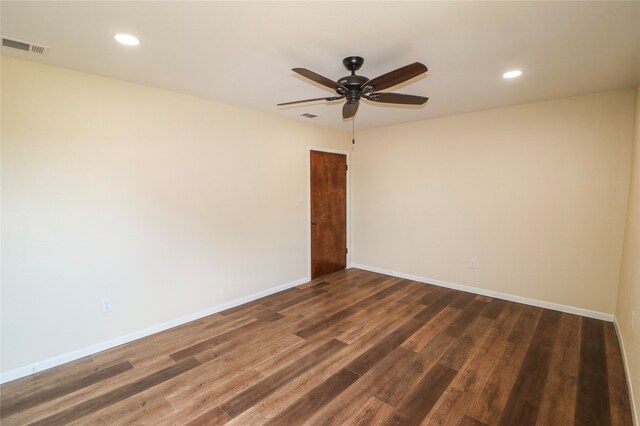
346,164,348,171
346,247,349,254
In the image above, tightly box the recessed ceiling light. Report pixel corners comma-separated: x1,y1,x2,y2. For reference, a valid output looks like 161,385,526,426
503,70,523,79
114,34,140,46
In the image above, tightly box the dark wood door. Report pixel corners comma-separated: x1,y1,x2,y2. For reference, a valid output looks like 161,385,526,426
310,150,347,279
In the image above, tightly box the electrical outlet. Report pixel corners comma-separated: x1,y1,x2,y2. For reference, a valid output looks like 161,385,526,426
101,298,112,313
468,259,477,269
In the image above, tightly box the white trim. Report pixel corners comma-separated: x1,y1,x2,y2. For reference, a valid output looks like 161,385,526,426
0,276,308,384
306,146,351,279
350,263,614,322
613,317,639,426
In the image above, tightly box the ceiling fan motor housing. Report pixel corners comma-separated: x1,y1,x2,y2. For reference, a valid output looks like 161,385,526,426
339,56,369,102
338,75,369,102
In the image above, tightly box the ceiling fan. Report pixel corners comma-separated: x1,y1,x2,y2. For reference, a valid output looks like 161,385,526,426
277,56,429,119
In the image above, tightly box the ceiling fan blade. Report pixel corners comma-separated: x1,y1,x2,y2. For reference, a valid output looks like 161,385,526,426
292,68,347,92
362,62,428,92
342,101,359,119
277,96,344,106
365,93,428,105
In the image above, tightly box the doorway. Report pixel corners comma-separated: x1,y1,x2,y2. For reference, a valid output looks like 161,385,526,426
309,148,349,279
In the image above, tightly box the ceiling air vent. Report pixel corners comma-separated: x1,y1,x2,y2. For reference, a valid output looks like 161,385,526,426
1,37,48,55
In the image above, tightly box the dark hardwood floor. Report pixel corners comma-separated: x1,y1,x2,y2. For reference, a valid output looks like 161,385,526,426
0,268,633,425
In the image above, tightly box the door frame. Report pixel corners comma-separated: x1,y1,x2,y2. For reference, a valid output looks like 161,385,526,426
306,145,351,280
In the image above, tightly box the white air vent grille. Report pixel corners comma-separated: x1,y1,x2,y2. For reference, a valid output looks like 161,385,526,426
30,44,46,54
2,37,48,55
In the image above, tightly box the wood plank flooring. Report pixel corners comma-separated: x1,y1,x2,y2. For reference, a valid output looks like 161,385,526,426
0,268,634,425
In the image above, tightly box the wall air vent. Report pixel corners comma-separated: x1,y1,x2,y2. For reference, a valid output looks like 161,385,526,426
1,37,48,55
301,113,318,119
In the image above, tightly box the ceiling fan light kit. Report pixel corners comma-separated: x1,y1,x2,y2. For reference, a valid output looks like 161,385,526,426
278,56,429,119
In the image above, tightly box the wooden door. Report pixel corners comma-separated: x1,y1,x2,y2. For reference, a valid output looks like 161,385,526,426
310,150,347,279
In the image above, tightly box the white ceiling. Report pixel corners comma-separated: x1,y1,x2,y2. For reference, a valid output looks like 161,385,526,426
2,1,640,130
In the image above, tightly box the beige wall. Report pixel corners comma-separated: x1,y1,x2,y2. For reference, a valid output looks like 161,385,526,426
0,56,351,373
352,90,635,315
616,84,640,421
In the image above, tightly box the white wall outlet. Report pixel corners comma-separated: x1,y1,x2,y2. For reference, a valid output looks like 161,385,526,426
298,193,304,204
468,259,477,269
101,298,112,313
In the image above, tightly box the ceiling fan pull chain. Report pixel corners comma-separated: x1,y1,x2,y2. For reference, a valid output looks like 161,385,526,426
352,116,355,145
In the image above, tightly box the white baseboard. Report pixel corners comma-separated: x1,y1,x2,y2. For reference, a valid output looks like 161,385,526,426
0,275,309,384
350,263,614,322
613,318,639,426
